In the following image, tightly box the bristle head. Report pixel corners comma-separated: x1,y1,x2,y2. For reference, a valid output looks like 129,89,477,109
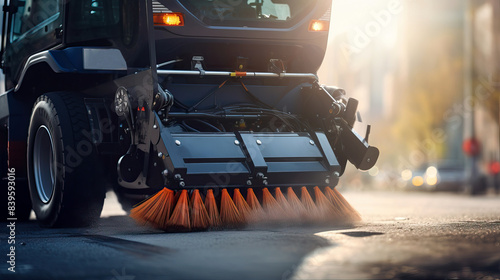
262,187,285,221
300,187,315,210
190,189,210,231
275,187,296,219
314,186,343,222
300,186,321,220
286,187,307,218
205,189,221,228
233,188,252,222
246,188,264,211
274,187,289,207
130,187,175,229
190,189,199,205
220,189,244,227
165,189,191,232
324,187,362,222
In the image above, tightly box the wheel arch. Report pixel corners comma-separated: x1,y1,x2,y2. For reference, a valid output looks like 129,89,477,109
5,47,127,175
4,61,65,177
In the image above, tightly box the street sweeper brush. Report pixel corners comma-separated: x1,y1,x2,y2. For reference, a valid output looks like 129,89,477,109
122,80,377,232
123,66,375,232
130,186,361,231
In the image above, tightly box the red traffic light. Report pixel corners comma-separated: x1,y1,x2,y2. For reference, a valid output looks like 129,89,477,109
489,161,500,175
462,138,480,157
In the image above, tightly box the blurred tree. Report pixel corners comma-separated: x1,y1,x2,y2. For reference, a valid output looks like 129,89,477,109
392,2,464,166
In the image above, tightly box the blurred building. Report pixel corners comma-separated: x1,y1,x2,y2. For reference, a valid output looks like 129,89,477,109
465,0,500,191
317,0,404,188
313,1,499,191
319,0,400,122
397,0,466,164
318,0,474,189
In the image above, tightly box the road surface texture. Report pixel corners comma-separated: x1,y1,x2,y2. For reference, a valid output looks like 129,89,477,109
1,190,499,280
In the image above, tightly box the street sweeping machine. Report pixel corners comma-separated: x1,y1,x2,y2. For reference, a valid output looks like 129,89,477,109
0,0,378,230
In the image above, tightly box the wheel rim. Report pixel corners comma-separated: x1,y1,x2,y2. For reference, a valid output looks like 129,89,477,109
33,125,56,203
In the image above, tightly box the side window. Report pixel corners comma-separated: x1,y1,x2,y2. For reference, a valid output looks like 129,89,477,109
72,0,120,28
65,0,124,45
11,0,60,42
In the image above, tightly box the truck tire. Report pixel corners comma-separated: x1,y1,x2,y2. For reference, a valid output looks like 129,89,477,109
27,92,105,227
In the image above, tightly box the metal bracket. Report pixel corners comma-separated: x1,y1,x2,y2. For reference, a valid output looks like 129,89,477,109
191,56,205,75
235,131,268,181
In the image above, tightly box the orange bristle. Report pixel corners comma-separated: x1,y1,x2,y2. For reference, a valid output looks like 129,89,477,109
324,187,361,222
233,188,252,222
275,188,292,211
147,189,175,229
205,189,220,228
300,186,320,220
220,189,244,227
314,186,342,222
190,189,210,231
165,189,191,232
286,187,307,218
130,187,174,229
262,188,285,220
130,190,162,224
246,188,265,222
275,187,297,220
246,188,263,210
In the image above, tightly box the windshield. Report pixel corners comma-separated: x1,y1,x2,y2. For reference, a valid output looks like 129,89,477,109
178,0,317,27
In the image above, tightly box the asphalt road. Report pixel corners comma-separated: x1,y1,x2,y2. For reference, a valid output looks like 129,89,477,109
1,190,500,280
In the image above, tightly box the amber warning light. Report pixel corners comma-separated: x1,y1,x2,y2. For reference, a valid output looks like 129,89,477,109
154,13,184,26
309,20,329,32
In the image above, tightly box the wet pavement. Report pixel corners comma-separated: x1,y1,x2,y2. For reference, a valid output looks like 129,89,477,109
1,190,499,280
